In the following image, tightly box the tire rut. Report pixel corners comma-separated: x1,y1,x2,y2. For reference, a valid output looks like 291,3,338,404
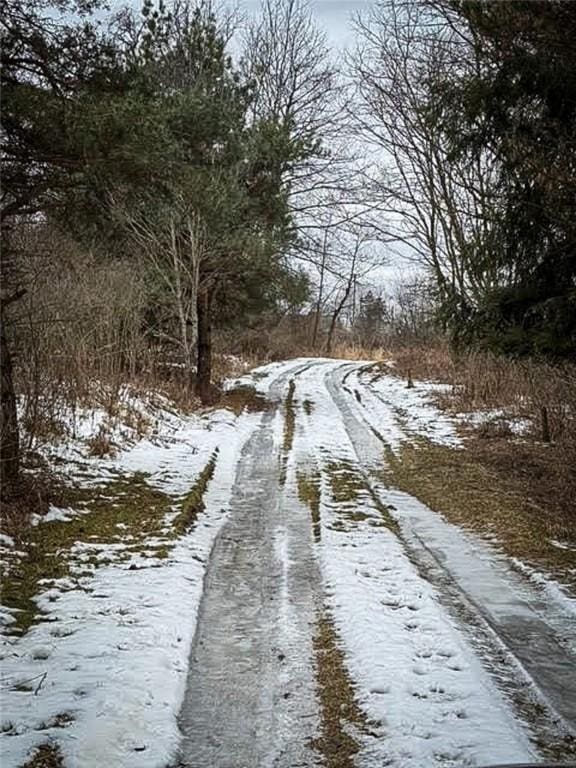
325,363,576,741
177,364,322,768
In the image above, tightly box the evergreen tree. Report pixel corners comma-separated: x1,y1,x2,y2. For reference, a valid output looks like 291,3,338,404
430,0,576,357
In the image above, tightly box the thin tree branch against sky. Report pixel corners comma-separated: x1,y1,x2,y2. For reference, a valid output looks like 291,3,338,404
234,0,371,46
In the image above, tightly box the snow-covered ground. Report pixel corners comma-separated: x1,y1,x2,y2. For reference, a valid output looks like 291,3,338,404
2,359,575,768
291,362,538,767
1,391,261,767
344,366,461,450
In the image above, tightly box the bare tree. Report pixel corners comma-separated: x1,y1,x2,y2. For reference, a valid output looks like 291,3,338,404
243,0,367,247
118,198,205,384
350,0,507,314
325,237,360,354
310,228,328,348
244,0,341,155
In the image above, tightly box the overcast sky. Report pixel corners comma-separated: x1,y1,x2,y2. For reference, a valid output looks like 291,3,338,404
226,0,417,289
234,0,372,48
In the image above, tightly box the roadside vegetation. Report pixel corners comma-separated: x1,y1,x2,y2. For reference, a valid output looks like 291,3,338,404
311,612,368,768
2,455,217,636
341,343,571,592
385,440,576,592
22,744,64,768
296,468,321,541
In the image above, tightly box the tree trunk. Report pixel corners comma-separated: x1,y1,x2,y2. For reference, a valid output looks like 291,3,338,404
195,288,212,404
312,231,328,348
186,214,201,355
1,309,20,494
325,284,352,355
325,240,359,355
171,220,192,378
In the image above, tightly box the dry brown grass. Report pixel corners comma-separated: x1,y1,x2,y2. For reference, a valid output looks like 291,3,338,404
0,469,53,534
311,613,368,768
296,468,321,541
211,352,256,385
217,316,315,363
363,342,576,586
383,343,456,382
388,345,576,439
385,438,576,591
21,744,64,768
329,342,388,362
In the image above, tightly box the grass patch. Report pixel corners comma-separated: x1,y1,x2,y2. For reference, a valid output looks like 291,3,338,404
1,472,174,635
325,459,365,505
1,454,219,636
324,459,399,532
219,385,271,415
279,380,297,487
384,440,576,591
22,744,64,767
172,451,218,535
283,379,297,454
311,612,368,768
297,469,321,541
303,398,315,415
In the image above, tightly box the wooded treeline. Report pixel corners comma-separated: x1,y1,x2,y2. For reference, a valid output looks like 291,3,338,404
1,0,342,491
352,0,576,357
2,0,575,495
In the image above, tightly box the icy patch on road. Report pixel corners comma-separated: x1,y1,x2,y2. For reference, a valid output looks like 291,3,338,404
511,557,576,620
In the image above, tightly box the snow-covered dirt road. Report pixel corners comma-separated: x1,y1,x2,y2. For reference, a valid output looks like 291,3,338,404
2,358,575,768
175,358,576,768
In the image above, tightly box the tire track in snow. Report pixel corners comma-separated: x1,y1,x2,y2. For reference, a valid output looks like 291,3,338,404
176,357,575,768
290,361,537,768
324,363,576,748
177,362,322,768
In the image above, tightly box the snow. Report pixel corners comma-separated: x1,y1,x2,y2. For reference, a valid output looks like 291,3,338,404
510,557,576,621
3,357,574,766
1,393,260,768
225,356,333,394
224,359,295,393
349,367,462,449
550,539,576,551
320,518,536,767
31,506,80,525
457,408,532,436
0,534,15,549
289,361,536,766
